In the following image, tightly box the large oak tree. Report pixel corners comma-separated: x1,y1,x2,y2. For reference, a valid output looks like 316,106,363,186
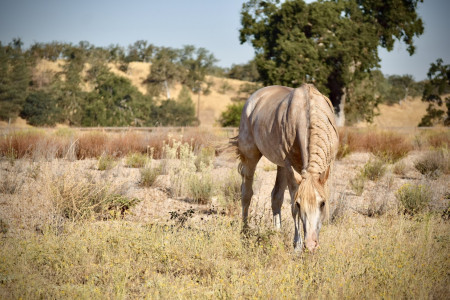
239,0,424,124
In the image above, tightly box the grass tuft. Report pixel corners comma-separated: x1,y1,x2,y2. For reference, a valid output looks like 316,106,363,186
414,148,450,179
125,152,149,168
140,165,162,187
396,183,431,215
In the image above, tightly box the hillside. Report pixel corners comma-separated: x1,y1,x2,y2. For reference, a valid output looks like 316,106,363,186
3,59,433,128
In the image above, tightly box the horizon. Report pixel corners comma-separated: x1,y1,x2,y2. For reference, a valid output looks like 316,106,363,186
1,0,449,81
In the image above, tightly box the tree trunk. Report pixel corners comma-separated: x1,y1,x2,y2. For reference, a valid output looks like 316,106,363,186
164,80,171,99
336,88,346,126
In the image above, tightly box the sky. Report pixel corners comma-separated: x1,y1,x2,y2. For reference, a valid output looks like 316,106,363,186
0,0,449,81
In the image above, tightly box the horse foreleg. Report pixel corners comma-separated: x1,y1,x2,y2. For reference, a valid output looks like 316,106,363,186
292,204,303,251
271,166,287,230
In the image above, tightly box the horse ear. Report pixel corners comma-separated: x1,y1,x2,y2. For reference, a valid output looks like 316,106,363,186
319,166,330,185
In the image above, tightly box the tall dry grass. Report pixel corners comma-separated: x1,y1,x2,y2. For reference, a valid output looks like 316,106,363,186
0,214,448,299
338,128,412,162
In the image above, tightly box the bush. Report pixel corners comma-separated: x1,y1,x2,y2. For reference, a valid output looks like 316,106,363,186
194,147,215,171
396,183,431,215
219,102,244,127
393,161,407,176
140,165,162,187
361,159,387,181
350,176,365,196
125,152,148,168
97,154,116,170
221,171,241,214
414,149,450,179
49,173,139,221
188,174,215,205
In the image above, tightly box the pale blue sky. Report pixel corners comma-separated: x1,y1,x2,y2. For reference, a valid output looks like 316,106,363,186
0,0,449,80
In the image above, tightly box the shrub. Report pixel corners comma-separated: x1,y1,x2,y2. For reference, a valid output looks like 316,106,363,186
49,173,139,221
194,147,215,171
396,183,431,215
219,102,244,127
188,174,215,205
125,152,148,168
76,131,108,159
221,171,241,214
426,130,450,149
97,154,116,171
0,173,23,194
140,165,162,187
350,176,365,196
414,149,450,179
361,159,387,181
393,161,407,176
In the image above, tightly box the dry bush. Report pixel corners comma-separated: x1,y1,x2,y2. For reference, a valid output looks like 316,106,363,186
139,165,162,187
97,154,117,171
188,174,215,205
393,160,407,176
425,130,450,149
361,159,387,181
337,129,412,162
220,171,242,215
47,171,139,221
414,148,450,178
350,176,365,196
396,183,431,215
0,172,23,194
194,147,215,171
125,152,149,168
107,131,148,156
76,131,108,159
181,129,221,154
0,130,44,159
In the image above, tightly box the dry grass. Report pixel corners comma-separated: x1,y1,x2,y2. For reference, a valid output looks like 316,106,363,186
0,214,448,299
338,128,412,162
0,127,449,298
414,148,450,178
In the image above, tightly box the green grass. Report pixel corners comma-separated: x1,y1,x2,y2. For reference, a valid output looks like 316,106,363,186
0,215,448,299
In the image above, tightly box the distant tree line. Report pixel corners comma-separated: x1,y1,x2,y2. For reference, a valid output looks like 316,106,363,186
0,35,448,128
0,39,226,126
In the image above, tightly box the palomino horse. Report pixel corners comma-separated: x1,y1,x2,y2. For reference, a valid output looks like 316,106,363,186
231,84,338,252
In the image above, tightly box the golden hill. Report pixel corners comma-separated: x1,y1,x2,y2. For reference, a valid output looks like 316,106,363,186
3,59,436,128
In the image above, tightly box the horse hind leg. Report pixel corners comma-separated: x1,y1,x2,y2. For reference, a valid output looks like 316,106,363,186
271,166,288,230
239,155,260,227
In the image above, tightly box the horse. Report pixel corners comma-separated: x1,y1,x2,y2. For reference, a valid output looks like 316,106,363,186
230,84,339,252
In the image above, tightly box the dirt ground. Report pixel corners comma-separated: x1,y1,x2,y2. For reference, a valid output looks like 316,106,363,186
1,149,448,236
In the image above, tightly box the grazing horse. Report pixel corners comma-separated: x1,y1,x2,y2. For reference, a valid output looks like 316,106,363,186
231,84,338,252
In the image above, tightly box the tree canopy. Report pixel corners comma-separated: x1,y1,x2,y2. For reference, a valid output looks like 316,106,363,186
239,0,424,124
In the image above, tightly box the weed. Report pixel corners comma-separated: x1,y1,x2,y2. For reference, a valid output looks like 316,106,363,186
350,176,365,196
140,165,162,187
76,131,108,159
48,173,138,221
194,147,215,172
188,174,215,205
125,152,148,168
393,160,407,176
414,148,449,179
97,153,116,170
336,143,351,160
169,208,195,226
0,173,23,194
0,219,9,234
361,159,387,181
396,183,431,215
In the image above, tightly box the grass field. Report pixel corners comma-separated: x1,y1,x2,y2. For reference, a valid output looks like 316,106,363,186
0,128,449,299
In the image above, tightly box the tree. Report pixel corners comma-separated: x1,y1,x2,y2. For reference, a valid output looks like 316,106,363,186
228,59,260,82
148,86,198,126
145,47,183,98
239,0,424,124
126,40,155,62
82,66,152,126
180,46,218,119
20,90,60,126
419,59,450,127
0,39,31,121
219,102,245,127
